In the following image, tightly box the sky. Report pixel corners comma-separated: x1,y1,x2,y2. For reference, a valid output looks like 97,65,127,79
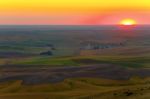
0,0,150,25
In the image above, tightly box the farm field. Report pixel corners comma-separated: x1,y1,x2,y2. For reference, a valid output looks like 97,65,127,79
0,25,150,99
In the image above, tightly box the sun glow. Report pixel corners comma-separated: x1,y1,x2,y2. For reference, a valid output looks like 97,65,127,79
120,19,137,25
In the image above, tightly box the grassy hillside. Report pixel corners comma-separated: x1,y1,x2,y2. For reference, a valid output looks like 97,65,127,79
0,77,150,99
0,26,150,99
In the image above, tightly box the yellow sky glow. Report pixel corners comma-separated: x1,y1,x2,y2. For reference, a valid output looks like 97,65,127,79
0,0,150,25
0,0,150,12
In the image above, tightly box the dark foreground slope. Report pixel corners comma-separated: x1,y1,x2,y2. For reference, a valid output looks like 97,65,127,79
0,64,150,84
0,64,150,99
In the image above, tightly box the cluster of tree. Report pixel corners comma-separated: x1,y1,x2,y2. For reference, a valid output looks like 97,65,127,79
40,43,56,56
40,51,53,56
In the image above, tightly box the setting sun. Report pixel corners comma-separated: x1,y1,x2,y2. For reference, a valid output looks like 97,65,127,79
120,19,137,25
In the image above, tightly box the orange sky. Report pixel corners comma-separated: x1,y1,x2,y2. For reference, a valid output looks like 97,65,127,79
0,0,150,25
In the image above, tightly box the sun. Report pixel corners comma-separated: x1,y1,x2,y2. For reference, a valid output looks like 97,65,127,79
119,19,137,26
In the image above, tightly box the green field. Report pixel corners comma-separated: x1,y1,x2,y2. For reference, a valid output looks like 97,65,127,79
2,46,149,68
